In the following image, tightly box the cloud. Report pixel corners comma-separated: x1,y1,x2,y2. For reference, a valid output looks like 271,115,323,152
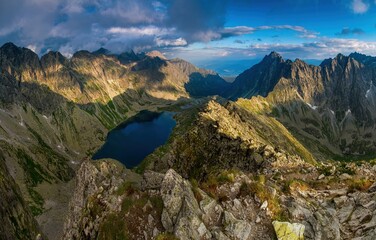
246,37,376,59
166,37,376,64
351,0,369,14
107,26,172,36
0,0,228,55
218,25,318,39
336,27,365,35
155,37,187,47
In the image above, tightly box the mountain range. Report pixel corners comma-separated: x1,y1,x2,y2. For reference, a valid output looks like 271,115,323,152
1,42,376,240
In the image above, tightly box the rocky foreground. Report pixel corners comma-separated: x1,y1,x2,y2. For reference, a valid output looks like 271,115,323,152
62,158,376,240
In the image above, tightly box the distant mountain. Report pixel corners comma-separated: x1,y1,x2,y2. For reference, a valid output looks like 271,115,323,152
230,51,376,158
170,58,231,97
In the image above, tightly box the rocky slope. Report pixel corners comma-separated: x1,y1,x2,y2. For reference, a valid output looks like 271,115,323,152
62,99,376,239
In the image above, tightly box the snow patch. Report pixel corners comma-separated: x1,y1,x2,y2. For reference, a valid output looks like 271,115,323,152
345,109,351,116
306,102,318,110
366,81,373,99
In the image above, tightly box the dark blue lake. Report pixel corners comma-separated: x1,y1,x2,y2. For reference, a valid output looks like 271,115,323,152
92,111,176,168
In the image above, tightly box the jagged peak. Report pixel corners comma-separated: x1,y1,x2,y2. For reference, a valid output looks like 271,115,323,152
266,51,283,59
43,50,64,57
349,52,367,58
0,42,18,50
92,47,111,55
72,50,93,59
0,42,35,55
41,51,67,65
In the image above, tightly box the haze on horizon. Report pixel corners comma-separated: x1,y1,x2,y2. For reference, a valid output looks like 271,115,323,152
1,0,376,75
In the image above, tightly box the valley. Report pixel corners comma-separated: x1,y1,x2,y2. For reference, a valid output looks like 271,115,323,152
1,42,376,239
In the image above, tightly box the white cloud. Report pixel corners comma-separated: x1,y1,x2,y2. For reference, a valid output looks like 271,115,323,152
107,26,172,36
27,44,37,52
155,37,187,47
351,0,369,14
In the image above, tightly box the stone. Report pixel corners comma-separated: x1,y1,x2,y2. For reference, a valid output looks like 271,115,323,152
141,170,165,190
272,221,305,240
318,174,325,180
223,211,251,240
160,169,211,239
368,182,376,193
260,200,268,210
339,173,352,181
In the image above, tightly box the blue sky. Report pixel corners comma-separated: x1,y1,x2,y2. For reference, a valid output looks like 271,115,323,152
1,0,376,75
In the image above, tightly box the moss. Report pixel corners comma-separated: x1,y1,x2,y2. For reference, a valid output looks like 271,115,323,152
249,175,282,219
190,178,203,202
15,149,51,186
217,169,238,184
27,188,44,216
156,233,179,240
98,213,129,240
121,198,134,213
115,181,136,196
238,181,251,197
348,179,373,192
282,179,309,194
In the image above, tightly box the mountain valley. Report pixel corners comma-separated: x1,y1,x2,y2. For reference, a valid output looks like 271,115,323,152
1,42,376,240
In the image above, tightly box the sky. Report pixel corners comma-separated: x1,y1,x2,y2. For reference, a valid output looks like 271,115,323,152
1,0,376,75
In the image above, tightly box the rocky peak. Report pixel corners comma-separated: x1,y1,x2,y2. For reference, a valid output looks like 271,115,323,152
0,42,40,66
40,51,67,69
0,42,42,82
229,51,288,98
92,47,111,56
117,50,140,64
0,42,21,55
72,50,94,60
349,52,376,67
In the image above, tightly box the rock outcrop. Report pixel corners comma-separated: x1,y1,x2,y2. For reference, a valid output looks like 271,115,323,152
272,221,305,240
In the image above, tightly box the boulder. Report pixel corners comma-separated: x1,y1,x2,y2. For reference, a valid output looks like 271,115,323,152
272,221,305,240
223,211,251,240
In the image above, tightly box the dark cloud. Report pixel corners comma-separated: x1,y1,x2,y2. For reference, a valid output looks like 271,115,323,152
0,0,229,55
164,0,228,42
336,27,365,35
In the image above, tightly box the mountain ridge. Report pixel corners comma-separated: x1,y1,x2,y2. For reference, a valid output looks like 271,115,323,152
2,42,376,239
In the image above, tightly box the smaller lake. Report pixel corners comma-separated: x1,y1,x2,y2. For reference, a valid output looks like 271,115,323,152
92,111,176,168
